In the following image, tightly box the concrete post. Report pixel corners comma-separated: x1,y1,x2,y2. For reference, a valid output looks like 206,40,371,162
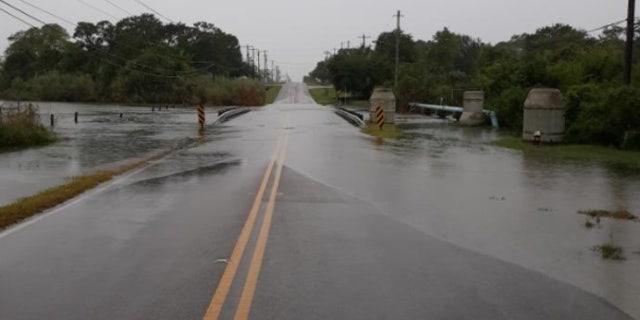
369,87,396,124
459,91,485,126
522,88,566,143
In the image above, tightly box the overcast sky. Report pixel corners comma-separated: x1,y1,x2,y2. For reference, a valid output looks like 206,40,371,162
0,0,627,80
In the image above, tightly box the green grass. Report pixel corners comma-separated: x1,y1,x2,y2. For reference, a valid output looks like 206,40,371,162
0,149,170,230
309,87,337,105
361,122,405,140
265,85,282,104
0,105,56,151
492,137,640,172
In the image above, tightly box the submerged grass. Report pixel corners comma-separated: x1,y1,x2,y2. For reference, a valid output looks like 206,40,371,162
265,85,282,104
361,122,405,140
0,149,170,230
492,136,640,172
579,209,637,221
595,244,625,260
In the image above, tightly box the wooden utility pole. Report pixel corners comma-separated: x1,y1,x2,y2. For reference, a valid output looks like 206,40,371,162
394,10,404,88
257,50,261,80
263,50,268,83
625,0,636,85
359,34,370,48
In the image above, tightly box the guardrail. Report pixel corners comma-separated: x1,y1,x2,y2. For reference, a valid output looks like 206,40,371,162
214,107,252,124
408,103,499,128
334,107,365,128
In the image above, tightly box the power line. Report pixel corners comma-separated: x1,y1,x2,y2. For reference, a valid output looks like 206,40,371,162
104,0,132,16
588,19,627,33
100,57,215,78
77,0,118,20
0,5,35,27
0,0,45,24
15,0,75,26
132,0,173,23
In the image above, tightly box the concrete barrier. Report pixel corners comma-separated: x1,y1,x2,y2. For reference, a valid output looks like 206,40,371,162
459,91,485,126
369,87,395,124
522,88,565,143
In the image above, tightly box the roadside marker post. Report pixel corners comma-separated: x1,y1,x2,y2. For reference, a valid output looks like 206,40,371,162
197,104,205,130
375,105,385,130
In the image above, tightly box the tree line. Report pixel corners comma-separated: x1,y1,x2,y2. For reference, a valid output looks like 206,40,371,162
0,14,265,106
307,23,640,149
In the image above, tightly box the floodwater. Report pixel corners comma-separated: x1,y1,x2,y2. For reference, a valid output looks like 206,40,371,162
285,110,640,318
0,102,214,206
1,91,639,318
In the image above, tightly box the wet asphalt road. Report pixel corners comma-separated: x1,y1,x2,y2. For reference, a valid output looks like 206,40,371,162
0,83,638,319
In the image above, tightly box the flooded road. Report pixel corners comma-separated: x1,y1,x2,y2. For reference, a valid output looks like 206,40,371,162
0,83,639,319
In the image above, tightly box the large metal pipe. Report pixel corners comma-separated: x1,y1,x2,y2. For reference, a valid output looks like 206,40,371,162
408,103,499,128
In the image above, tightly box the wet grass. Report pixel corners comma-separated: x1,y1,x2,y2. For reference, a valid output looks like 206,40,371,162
492,137,640,172
309,87,337,105
361,122,405,140
0,149,170,230
0,104,56,151
265,85,282,104
594,244,625,260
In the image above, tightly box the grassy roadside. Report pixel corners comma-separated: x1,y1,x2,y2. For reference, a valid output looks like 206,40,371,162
309,87,337,105
492,136,640,171
361,122,405,140
265,85,282,104
0,149,171,230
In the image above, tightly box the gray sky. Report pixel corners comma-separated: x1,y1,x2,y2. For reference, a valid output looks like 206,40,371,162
0,0,626,80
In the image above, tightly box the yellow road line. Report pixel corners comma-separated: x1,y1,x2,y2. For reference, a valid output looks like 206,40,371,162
234,133,289,320
202,133,284,320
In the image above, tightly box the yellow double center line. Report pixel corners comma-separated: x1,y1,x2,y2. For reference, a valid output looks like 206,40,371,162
203,130,290,320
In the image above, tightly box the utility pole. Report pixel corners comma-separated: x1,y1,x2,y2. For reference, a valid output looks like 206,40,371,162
257,50,261,80
359,34,370,48
245,45,251,65
625,0,635,85
394,10,404,88
271,60,275,83
250,47,257,75
263,50,268,83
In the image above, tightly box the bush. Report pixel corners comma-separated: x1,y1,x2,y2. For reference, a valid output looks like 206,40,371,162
487,86,526,129
565,85,640,149
0,104,55,150
623,130,640,150
230,78,265,106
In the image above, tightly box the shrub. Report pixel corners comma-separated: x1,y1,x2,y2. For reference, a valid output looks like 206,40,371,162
229,78,265,106
487,86,526,129
0,104,55,150
565,85,640,149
